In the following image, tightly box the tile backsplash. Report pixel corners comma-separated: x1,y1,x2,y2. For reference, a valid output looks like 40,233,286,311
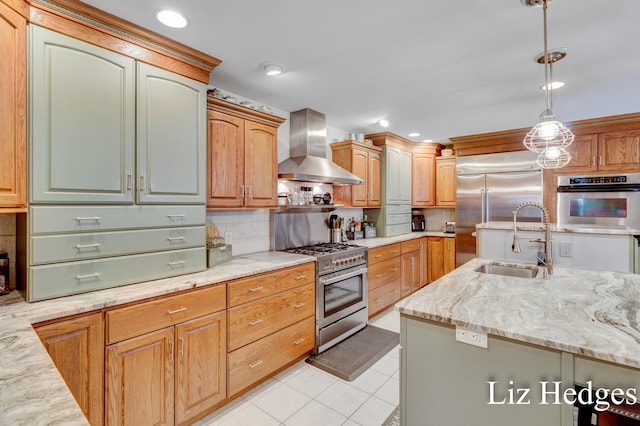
423,208,455,231
206,210,271,256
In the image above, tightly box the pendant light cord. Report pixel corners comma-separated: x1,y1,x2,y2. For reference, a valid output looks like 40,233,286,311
543,0,552,111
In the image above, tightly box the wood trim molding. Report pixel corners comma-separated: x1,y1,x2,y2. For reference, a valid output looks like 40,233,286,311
451,112,640,156
28,0,221,83
366,132,443,152
330,140,383,152
2,0,29,19
206,96,286,127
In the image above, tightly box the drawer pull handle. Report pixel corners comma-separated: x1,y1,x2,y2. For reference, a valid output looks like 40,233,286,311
75,243,101,249
167,237,186,241
179,337,185,357
168,340,174,360
392,268,398,272
75,272,100,280
391,249,398,253
249,359,263,369
295,275,306,280
167,261,186,266
249,286,263,292
249,318,264,326
294,302,305,309
294,338,306,345
375,274,383,278
75,216,101,222
375,254,382,258
166,214,186,219
167,306,187,315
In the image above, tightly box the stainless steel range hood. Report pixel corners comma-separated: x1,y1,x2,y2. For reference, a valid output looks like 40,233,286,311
278,108,364,185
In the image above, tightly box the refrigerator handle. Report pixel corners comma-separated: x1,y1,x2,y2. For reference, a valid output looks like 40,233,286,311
480,188,486,223
486,189,491,222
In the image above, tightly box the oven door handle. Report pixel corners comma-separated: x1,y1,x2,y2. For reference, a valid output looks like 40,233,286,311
319,267,368,286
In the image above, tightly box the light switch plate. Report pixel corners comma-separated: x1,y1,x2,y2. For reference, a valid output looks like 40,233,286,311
455,326,488,348
559,241,572,257
224,231,232,245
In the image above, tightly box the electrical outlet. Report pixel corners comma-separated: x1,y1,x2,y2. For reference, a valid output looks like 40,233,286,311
559,241,572,257
455,326,488,348
224,231,232,245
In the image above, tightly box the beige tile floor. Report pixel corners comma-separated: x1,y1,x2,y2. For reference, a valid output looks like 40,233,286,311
194,307,400,426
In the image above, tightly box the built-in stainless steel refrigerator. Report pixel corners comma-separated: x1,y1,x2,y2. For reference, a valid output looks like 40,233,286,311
456,150,543,267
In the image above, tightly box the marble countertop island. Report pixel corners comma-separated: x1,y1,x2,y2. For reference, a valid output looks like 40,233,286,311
0,250,314,426
396,257,640,369
477,221,640,236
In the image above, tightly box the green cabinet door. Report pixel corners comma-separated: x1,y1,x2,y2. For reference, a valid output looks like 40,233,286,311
398,148,412,204
385,146,400,204
30,25,135,204
136,62,206,204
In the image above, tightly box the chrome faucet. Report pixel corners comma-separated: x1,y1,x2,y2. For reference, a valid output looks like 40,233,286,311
512,202,552,276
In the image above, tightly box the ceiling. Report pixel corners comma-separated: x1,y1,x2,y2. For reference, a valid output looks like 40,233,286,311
81,0,640,145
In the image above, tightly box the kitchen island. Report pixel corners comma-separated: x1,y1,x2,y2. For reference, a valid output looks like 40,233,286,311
0,250,314,426
396,257,640,425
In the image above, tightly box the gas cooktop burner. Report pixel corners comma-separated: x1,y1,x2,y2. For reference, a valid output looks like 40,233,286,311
285,242,362,256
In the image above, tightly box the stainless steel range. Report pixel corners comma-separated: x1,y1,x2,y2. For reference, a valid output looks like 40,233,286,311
285,242,368,354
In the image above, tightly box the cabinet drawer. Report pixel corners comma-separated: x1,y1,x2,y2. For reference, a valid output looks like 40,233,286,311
369,281,402,318
106,283,225,344
28,247,206,302
385,223,411,237
228,316,314,396
227,262,315,307
368,243,401,264
368,257,401,291
228,283,315,351
386,213,411,226
401,239,420,254
31,226,205,264
30,205,205,234
386,204,411,215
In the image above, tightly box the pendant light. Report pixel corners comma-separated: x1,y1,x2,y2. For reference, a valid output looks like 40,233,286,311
522,0,574,168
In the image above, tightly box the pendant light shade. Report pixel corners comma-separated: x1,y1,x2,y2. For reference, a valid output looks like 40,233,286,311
523,0,574,169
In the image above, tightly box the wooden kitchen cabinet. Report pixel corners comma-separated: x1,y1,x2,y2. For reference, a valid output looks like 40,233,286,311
368,243,401,318
331,141,383,207
411,143,442,207
435,157,456,206
35,312,104,426
206,98,285,208
105,284,227,426
0,0,26,209
226,262,315,397
427,237,456,283
559,132,640,173
401,240,421,297
419,237,429,287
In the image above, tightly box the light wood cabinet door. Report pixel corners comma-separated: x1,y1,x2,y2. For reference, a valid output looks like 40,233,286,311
368,150,383,207
351,147,369,206
0,1,26,207
444,238,456,274
412,152,435,207
598,130,640,171
559,134,598,172
106,327,175,426
427,237,444,283
175,312,226,425
35,313,104,426
435,158,456,206
419,237,428,287
136,62,206,204
30,25,135,204
207,110,244,208
401,250,420,297
244,120,278,208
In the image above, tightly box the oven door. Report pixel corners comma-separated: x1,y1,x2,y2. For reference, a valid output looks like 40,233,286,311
557,190,640,228
317,265,368,328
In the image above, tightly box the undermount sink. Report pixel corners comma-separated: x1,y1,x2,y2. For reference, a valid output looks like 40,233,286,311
475,262,540,279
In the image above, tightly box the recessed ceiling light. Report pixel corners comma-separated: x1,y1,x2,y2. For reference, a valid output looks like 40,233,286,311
540,81,565,91
422,139,433,143
408,132,420,137
378,119,389,128
156,10,187,28
263,64,283,76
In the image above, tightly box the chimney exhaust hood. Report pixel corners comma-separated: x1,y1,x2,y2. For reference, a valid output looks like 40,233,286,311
277,108,364,185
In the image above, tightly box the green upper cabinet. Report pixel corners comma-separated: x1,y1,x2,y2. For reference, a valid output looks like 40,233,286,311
136,63,206,204
30,25,135,204
30,26,206,205
384,146,412,205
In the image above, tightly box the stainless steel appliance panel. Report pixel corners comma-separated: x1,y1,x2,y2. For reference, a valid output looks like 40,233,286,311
455,151,542,267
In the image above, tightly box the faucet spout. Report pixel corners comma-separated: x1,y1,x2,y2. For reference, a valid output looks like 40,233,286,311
512,202,552,275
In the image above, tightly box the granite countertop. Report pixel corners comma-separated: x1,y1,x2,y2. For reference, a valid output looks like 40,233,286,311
477,221,640,236
0,250,314,426
353,230,455,249
397,257,640,370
